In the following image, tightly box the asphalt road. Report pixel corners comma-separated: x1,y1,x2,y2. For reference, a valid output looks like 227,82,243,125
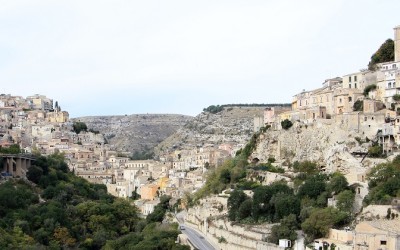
180,224,216,250
176,211,216,250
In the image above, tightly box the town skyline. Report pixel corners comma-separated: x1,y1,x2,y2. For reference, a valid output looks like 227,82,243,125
1,1,400,117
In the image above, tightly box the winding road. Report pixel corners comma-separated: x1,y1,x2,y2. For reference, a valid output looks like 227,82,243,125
176,211,216,250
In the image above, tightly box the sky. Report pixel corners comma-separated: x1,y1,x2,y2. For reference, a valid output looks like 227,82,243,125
1,1,399,118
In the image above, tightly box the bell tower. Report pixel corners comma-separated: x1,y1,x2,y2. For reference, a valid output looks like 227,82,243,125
395,25,400,62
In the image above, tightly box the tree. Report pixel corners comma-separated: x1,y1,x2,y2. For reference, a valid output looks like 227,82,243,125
53,227,76,247
298,174,327,200
281,119,293,130
301,207,349,240
252,182,293,222
293,161,319,175
228,189,248,221
364,158,400,205
363,84,377,97
220,168,231,184
368,145,384,158
271,193,301,221
336,190,355,214
26,165,43,184
0,144,22,154
268,214,298,244
237,199,253,221
368,39,395,70
146,195,171,223
203,105,224,114
72,121,88,134
327,173,349,195
353,99,363,111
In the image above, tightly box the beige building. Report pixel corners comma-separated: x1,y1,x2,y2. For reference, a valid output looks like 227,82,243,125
395,25,400,62
342,72,364,90
47,111,69,123
354,220,400,250
26,94,53,111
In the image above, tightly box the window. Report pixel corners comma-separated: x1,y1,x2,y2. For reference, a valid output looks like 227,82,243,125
364,117,367,121
381,240,387,245
348,97,352,102
355,83,357,89
340,98,342,103
349,76,351,82
349,84,351,88
354,75,357,81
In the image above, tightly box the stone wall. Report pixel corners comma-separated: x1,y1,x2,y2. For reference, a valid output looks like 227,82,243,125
185,197,280,250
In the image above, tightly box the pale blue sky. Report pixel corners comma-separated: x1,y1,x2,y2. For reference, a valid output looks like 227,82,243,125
1,1,399,117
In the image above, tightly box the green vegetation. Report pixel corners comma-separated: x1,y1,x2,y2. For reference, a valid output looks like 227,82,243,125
301,207,349,240
0,144,22,154
192,124,357,244
131,150,155,160
364,155,400,205
353,99,363,111
222,160,354,244
0,153,187,249
363,84,377,97
72,121,88,134
194,157,248,200
146,195,171,224
268,214,298,244
368,39,395,70
281,119,293,130
393,94,400,102
89,128,100,134
203,104,291,114
368,144,385,158
203,105,224,114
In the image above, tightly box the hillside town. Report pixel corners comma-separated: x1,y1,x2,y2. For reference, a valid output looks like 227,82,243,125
180,26,400,250
0,93,239,216
1,26,400,250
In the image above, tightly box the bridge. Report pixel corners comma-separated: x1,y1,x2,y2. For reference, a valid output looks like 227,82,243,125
0,154,36,178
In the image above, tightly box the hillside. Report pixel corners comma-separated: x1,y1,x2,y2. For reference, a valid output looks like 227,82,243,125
154,106,265,154
73,114,192,155
0,153,187,249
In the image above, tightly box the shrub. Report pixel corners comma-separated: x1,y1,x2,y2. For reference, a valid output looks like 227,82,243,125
368,145,384,158
281,119,293,130
368,39,394,70
393,94,400,102
72,121,88,134
203,105,224,114
353,100,363,111
363,84,377,97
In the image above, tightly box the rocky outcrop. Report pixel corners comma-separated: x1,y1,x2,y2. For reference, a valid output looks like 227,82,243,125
253,120,385,174
73,114,192,154
155,107,265,154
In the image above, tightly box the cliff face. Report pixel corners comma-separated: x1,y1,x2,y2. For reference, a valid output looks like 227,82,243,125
154,106,265,154
73,114,192,154
252,120,386,175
